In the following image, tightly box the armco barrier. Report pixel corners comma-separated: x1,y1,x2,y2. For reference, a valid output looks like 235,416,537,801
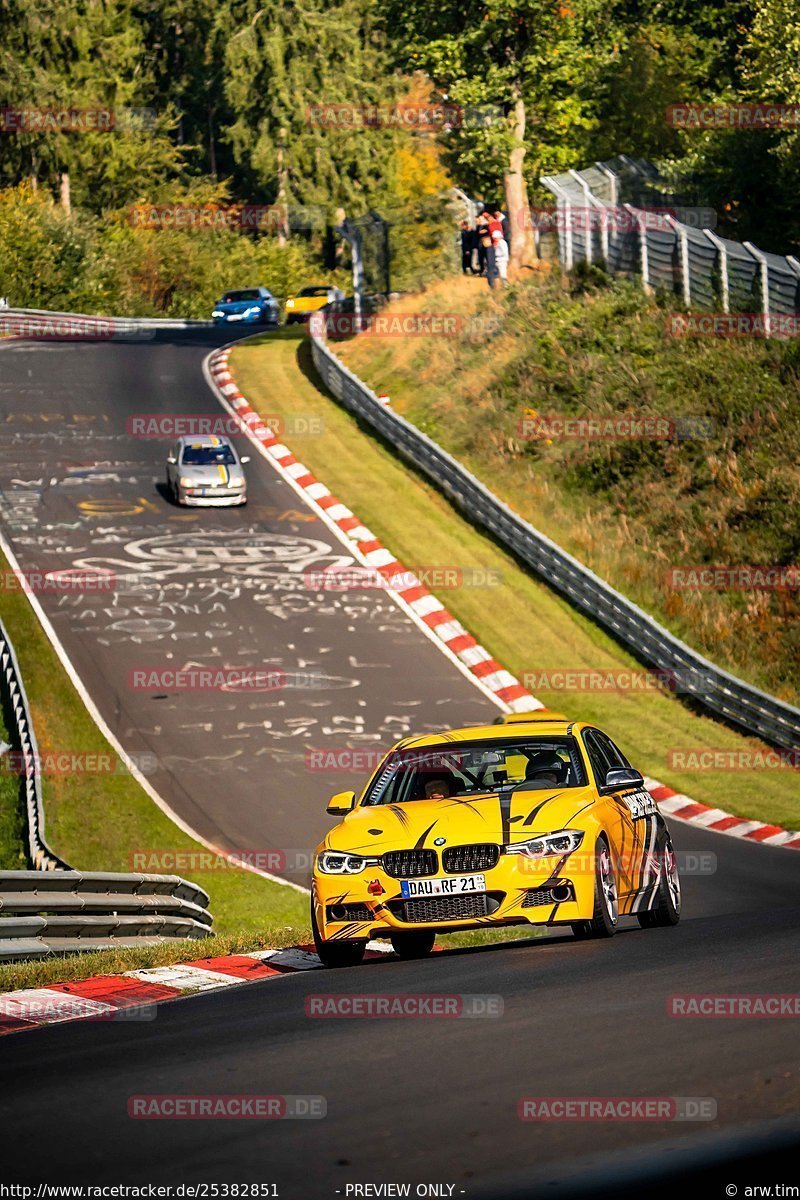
0,306,213,338
0,871,212,959
0,618,213,958
0,617,67,871
309,328,800,751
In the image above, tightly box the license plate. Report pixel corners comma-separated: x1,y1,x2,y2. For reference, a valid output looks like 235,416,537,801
400,873,486,899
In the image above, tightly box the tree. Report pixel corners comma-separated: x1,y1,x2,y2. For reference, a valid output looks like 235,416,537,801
383,0,622,269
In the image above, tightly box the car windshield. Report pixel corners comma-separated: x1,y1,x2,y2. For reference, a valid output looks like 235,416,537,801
362,737,586,806
181,444,237,466
222,290,260,303
297,287,329,297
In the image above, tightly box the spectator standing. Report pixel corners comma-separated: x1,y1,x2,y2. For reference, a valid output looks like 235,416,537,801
490,207,509,285
460,220,479,274
476,212,489,275
479,217,498,288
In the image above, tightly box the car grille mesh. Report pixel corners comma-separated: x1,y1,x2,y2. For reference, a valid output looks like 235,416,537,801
400,893,489,924
442,843,499,873
381,849,438,878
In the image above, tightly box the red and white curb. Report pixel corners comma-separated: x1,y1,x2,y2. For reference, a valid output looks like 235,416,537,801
0,944,392,1037
207,345,800,854
642,777,800,849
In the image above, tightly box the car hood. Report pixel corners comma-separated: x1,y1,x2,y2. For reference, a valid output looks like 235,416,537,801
321,787,597,855
215,300,263,314
179,464,242,483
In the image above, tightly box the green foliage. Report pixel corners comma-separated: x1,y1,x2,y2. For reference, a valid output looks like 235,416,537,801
0,183,326,315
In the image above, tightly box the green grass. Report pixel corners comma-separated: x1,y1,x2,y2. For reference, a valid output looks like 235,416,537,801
0,926,311,995
0,551,309,952
231,329,800,831
338,272,800,707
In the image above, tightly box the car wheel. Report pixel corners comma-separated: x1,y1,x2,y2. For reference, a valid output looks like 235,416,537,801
571,835,618,939
637,834,681,928
311,899,366,968
390,931,435,960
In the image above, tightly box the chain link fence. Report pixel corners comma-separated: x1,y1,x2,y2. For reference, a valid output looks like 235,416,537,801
540,157,800,333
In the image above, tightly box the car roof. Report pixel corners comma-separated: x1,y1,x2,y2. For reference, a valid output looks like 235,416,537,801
177,434,234,447
393,715,584,750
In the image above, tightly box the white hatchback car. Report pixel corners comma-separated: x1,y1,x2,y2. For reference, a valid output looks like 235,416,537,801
165,435,250,507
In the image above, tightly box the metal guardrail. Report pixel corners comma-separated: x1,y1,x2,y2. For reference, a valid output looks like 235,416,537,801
0,618,67,871
309,329,800,750
0,872,212,959
0,306,213,338
0,617,214,958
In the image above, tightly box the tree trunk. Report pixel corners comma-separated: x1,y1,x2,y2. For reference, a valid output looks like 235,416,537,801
276,131,288,245
208,105,217,180
503,91,536,269
60,170,71,215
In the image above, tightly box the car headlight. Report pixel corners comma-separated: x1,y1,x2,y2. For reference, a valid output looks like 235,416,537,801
317,851,378,874
212,310,224,318
503,829,584,858
230,478,244,489
179,476,195,488
286,299,295,308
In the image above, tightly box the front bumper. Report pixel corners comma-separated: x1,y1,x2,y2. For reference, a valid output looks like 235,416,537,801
313,852,597,942
178,488,247,507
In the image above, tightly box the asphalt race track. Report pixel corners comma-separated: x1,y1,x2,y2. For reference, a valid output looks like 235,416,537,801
1,824,799,1194
0,327,490,881
0,328,798,1195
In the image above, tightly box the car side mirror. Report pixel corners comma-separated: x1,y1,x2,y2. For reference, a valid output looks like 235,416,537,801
327,790,356,816
240,456,251,464
604,767,644,791
166,455,177,464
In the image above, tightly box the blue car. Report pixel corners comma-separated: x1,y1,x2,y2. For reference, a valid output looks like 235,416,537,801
211,286,280,325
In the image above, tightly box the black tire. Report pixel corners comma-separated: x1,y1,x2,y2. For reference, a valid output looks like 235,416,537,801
390,930,435,960
571,835,618,939
638,833,681,928
167,475,180,506
311,900,366,968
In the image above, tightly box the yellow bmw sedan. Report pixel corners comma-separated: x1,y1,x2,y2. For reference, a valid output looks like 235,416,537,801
311,713,681,966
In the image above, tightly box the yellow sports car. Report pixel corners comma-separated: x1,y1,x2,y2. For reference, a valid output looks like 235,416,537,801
284,284,344,324
311,713,681,966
